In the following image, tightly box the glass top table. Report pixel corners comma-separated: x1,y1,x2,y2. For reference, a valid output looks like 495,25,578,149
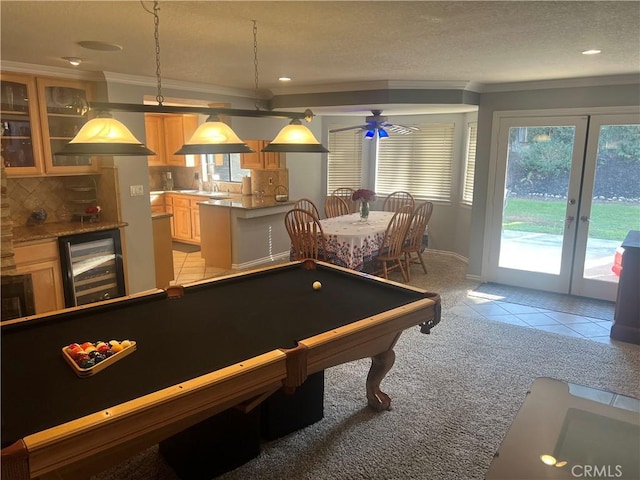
486,377,639,480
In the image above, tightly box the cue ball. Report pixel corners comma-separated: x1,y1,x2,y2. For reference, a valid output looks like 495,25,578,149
313,281,322,290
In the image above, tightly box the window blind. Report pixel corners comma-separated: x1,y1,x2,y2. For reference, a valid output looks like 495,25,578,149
376,123,455,201
462,123,477,205
327,129,363,193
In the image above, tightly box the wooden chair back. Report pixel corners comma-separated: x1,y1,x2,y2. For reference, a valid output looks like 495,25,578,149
324,195,350,218
403,202,434,280
285,208,327,261
375,204,414,282
382,191,415,213
332,187,358,213
294,198,321,219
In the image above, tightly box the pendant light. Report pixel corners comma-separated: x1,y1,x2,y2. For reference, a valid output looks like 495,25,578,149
262,119,328,153
57,2,164,157
249,20,328,154
58,112,154,156
175,115,254,154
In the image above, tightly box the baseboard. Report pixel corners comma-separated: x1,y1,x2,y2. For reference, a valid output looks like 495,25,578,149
466,274,482,282
425,249,469,264
233,252,290,271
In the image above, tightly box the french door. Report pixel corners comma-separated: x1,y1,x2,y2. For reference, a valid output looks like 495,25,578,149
487,112,640,301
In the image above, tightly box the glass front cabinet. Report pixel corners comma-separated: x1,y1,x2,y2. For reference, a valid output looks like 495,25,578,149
0,73,44,176
0,72,96,176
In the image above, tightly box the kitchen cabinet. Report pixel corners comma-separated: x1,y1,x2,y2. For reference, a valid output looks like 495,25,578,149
37,77,96,174
0,73,45,176
145,114,166,167
144,113,200,167
14,238,65,314
0,72,95,177
164,193,202,245
240,139,284,170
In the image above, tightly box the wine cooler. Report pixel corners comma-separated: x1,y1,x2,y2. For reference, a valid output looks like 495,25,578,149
58,229,125,307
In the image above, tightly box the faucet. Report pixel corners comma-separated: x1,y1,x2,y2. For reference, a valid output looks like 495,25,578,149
213,182,219,192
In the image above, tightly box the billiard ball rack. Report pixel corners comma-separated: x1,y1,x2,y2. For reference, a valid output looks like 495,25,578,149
62,341,137,378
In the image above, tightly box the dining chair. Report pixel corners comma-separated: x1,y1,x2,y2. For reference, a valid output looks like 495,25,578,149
382,191,415,213
332,187,358,213
402,201,434,281
285,208,327,261
294,198,321,219
374,204,414,282
324,195,350,218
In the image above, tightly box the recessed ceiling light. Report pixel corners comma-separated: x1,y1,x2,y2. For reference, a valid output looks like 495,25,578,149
62,57,82,66
582,49,602,55
278,77,292,82
78,41,123,52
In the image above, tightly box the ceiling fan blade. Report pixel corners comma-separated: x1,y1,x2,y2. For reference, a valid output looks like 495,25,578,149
329,125,368,133
385,124,420,135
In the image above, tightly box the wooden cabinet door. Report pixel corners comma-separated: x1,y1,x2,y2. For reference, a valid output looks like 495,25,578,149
0,72,45,176
240,139,264,169
36,77,97,174
14,240,65,314
263,141,283,169
191,202,201,243
145,114,166,166
165,115,199,166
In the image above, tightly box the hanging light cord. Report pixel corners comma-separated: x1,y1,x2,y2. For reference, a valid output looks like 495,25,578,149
253,19,260,111
141,0,164,105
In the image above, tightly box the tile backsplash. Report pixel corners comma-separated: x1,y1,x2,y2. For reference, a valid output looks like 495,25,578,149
7,172,117,226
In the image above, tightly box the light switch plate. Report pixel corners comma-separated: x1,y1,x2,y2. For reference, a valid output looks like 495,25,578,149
130,185,144,196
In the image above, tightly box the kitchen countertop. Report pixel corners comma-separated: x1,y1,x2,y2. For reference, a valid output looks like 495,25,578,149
153,189,295,211
12,221,128,243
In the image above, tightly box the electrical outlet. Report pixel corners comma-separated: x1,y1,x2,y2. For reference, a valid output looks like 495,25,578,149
130,185,144,196
268,177,273,185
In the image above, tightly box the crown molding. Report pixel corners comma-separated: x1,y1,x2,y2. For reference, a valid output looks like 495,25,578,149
101,71,269,99
270,80,474,96
477,74,640,93
0,60,102,81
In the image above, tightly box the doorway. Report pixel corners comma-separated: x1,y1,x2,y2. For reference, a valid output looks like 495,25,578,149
487,112,640,301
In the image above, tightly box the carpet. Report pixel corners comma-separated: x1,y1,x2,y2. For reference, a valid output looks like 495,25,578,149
91,254,640,480
469,282,615,321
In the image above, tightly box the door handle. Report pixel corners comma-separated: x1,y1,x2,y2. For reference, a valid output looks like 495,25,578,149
580,215,590,222
565,215,575,229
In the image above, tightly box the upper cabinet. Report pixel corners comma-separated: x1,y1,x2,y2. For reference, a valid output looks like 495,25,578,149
1,72,96,177
0,73,45,176
144,113,200,167
36,77,96,174
240,140,285,170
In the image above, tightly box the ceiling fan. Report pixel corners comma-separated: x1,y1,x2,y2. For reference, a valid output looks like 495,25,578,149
329,110,419,138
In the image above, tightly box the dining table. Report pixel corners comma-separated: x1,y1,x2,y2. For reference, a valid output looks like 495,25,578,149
319,211,395,271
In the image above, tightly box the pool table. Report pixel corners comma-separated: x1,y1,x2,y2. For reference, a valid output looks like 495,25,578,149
1,260,440,480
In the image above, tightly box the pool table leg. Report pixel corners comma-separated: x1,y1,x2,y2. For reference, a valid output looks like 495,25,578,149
366,348,396,411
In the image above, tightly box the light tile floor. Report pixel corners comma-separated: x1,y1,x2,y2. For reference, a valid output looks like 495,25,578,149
172,249,617,346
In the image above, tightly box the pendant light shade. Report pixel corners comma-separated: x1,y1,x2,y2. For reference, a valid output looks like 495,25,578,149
175,116,254,154
56,113,155,156
262,119,329,153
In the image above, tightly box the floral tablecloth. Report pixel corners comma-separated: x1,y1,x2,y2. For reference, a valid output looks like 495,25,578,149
320,211,395,270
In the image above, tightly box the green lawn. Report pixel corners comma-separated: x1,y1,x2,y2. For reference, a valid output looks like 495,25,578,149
503,198,640,241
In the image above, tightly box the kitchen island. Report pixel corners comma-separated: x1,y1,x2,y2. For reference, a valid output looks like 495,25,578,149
198,195,294,270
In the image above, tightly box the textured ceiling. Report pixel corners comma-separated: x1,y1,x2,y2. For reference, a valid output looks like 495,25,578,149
1,1,639,115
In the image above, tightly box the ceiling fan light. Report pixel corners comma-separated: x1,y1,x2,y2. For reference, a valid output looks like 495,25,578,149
56,114,155,156
365,129,375,139
262,121,329,153
378,128,389,138
175,117,254,154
